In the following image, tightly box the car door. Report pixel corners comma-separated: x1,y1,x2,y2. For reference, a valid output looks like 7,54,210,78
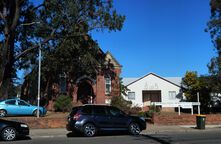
92,106,112,129
17,100,33,115
107,106,130,129
4,100,18,115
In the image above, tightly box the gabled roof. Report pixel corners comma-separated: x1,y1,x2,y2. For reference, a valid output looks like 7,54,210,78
123,78,139,86
123,72,182,88
105,51,122,68
164,77,182,87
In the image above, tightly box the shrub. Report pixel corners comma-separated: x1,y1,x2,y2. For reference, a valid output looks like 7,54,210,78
138,104,161,118
111,96,132,112
129,105,142,115
111,96,142,115
149,104,161,113
54,95,72,112
138,111,147,117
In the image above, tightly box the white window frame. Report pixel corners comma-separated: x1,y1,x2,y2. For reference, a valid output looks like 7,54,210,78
128,92,135,100
168,91,176,100
105,77,111,95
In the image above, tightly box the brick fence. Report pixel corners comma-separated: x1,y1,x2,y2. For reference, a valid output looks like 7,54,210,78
152,113,221,125
3,112,221,129
3,117,67,129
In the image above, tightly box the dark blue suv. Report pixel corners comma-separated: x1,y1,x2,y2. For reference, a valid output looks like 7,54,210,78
66,105,146,137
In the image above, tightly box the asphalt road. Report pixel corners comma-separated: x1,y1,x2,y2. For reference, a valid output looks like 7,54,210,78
1,129,221,144
157,130,221,144
0,134,161,144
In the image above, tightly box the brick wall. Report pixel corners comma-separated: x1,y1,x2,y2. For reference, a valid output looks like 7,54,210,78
3,113,221,129
96,75,105,104
152,113,221,125
4,117,67,129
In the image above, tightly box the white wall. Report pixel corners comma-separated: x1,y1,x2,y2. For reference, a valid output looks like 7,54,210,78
123,74,183,107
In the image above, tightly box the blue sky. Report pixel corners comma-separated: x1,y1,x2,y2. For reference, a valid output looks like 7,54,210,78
92,0,215,78
32,0,215,78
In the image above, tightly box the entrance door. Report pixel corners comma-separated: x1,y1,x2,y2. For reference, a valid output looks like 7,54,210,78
77,81,95,104
142,90,161,103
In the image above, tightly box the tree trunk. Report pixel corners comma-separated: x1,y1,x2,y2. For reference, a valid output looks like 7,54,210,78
0,0,20,99
1,32,15,99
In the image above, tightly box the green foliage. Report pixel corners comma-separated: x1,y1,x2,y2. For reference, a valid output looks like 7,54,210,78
138,111,147,117
181,71,200,101
119,77,129,96
111,96,132,111
54,95,72,112
0,0,126,100
0,0,37,99
128,106,142,115
110,96,142,115
207,0,221,52
182,71,211,113
149,104,161,113
138,105,161,118
206,0,221,94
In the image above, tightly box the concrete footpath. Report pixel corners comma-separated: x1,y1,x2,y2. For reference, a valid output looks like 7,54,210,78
30,124,221,138
143,124,221,134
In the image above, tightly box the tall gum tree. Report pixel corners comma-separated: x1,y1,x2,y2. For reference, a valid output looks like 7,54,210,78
0,0,125,99
207,0,221,77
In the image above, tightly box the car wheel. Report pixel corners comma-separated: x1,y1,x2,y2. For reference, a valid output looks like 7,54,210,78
1,127,17,141
129,122,141,135
0,109,7,117
33,110,42,117
83,123,96,137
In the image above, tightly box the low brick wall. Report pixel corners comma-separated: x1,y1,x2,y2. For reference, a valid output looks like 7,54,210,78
152,113,221,125
3,112,221,128
3,117,67,129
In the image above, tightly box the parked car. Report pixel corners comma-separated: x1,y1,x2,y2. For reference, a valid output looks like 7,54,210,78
0,119,29,141
210,97,221,113
66,105,146,137
0,99,47,117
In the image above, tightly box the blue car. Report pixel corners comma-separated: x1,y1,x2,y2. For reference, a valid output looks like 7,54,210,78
0,99,47,117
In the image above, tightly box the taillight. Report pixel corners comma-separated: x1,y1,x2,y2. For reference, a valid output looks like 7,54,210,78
73,113,81,120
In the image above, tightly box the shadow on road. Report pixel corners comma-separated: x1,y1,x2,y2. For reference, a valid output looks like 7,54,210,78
66,131,129,138
66,132,174,144
0,136,32,142
16,136,32,141
141,134,173,144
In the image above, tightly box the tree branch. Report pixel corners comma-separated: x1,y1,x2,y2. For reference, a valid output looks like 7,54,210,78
15,36,53,60
20,21,40,26
10,0,20,30
0,12,5,20
31,4,45,12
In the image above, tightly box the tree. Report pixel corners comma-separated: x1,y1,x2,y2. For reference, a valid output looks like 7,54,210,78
206,0,221,79
206,0,221,98
181,71,211,113
111,96,132,113
0,0,36,99
207,57,221,94
0,0,125,99
119,77,129,96
181,71,200,101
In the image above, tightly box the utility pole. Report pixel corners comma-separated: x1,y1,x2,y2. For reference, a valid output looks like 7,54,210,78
37,43,41,118
197,92,200,115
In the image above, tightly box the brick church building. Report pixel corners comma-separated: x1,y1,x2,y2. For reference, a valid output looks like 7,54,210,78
70,51,122,105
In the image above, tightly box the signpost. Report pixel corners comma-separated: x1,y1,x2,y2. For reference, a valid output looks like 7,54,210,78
152,102,200,115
